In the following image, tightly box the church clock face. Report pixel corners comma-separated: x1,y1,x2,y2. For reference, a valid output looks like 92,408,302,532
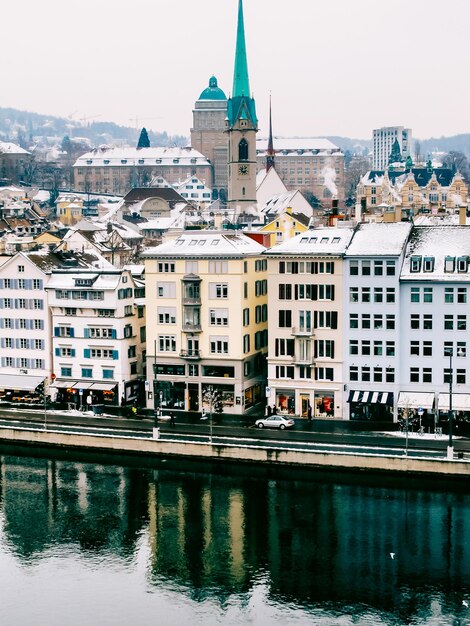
238,164,249,176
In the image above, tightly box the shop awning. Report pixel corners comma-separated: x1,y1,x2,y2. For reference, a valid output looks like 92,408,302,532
397,392,435,409
438,393,470,412
348,390,393,405
72,382,94,390
90,383,116,391
50,379,78,389
0,374,45,391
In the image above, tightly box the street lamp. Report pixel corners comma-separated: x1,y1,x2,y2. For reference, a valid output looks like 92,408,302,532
446,346,464,460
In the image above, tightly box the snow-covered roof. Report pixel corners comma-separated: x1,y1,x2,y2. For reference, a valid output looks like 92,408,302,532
46,270,123,290
0,142,30,155
74,146,210,168
143,231,267,258
260,190,309,216
345,222,412,257
401,226,470,281
256,137,340,153
32,190,50,202
265,227,355,255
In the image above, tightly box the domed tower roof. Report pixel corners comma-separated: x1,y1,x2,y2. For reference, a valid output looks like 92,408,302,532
198,76,227,101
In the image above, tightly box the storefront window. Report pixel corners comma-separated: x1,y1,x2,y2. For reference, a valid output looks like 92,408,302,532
314,393,334,418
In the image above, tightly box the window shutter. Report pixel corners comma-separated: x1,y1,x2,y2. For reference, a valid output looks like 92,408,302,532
71,349,76,357
331,341,335,359
25,280,32,289
70,328,75,338
314,340,318,358
55,348,60,356
331,285,335,301
84,328,89,338
0,300,3,309
113,350,119,360
314,311,318,329
11,279,18,289
294,284,298,300
0,319,3,329
0,280,3,289
14,299,19,309
112,329,117,339
0,338,4,348
0,358,4,367
275,339,279,357
84,349,90,358
331,311,338,329
312,285,318,300
54,327,60,337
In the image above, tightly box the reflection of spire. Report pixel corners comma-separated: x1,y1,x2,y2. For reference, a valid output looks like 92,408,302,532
232,0,250,98
266,94,275,172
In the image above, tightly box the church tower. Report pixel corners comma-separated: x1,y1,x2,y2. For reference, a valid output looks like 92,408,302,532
227,0,258,221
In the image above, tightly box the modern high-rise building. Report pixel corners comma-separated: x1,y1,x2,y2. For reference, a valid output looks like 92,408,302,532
373,126,412,170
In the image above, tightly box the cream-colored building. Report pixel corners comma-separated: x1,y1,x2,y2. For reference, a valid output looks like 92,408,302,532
357,166,468,217
265,228,355,418
73,146,212,196
256,138,345,209
143,231,268,414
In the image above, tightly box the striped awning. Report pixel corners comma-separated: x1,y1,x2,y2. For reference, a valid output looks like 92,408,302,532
348,390,393,405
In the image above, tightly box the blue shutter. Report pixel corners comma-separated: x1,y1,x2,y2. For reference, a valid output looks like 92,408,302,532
111,329,117,339
55,348,60,356
11,279,18,289
0,358,4,367
84,328,89,338
15,338,20,349
25,280,32,289
84,349,90,358
0,319,3,329
69,328,75,338
71,349,76,357
0,279,4,289
54,327,60,337
0,300,4,309
0,338,4,348
113,350,119,360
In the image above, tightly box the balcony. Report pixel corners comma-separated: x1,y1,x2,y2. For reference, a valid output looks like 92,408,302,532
291,327,314,337
182,322,202,333
182,296,201,306
180,350,202,360
292,354,314,365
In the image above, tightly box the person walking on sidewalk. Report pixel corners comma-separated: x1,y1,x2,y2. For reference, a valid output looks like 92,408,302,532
170,411,175,426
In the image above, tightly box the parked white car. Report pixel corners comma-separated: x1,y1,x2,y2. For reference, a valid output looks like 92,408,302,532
255,415,295,430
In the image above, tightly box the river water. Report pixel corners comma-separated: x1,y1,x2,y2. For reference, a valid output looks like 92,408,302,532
0,448,469,625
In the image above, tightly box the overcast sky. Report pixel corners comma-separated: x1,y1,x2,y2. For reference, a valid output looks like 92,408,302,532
4,0,469,140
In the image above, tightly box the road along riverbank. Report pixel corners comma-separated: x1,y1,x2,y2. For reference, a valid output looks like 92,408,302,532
0,424,468,479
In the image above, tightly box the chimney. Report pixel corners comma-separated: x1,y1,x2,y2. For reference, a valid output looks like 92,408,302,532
332,199,339,216
459,205,466,225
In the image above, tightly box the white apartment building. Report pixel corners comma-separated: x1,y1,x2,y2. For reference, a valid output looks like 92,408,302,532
0,252,51,399
46,263,146,408
373,126,412,170
265,228,354,418
398,226,470,428
343,223,412,422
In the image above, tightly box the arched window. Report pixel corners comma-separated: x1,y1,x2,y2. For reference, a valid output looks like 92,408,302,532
323,188,332,199
239,139,248,161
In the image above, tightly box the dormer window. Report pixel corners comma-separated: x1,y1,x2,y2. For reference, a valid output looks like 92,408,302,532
410,256,422,272
444,256,455,273
320,237,329,243
156,159,162,164
104,159,110,165
332,237,340,243
86,160,92,165
75,278,93,287
121,159,127,164
173,158,180,164
138,159,144,165
423,257,435,272
191,158,197,164
458,256,468,273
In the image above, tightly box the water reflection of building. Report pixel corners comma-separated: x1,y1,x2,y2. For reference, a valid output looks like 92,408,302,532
1,452,470,620
0,455,148,559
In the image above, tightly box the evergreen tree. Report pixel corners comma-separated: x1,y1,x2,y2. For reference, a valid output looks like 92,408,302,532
388,139,403,165
137,127,150,149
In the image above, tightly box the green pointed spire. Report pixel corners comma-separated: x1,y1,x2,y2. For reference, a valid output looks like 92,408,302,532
232,0,250,97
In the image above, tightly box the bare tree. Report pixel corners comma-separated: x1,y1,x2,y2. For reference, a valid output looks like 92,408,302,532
442,151,470,183
345,156,371,201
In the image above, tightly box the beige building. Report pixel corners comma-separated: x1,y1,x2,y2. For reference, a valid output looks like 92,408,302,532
357,165,468,217
73,146,212,196
0,142,32,185
190,76,228,198
143,231,268,415
256,138,345,209
265,228,355,418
